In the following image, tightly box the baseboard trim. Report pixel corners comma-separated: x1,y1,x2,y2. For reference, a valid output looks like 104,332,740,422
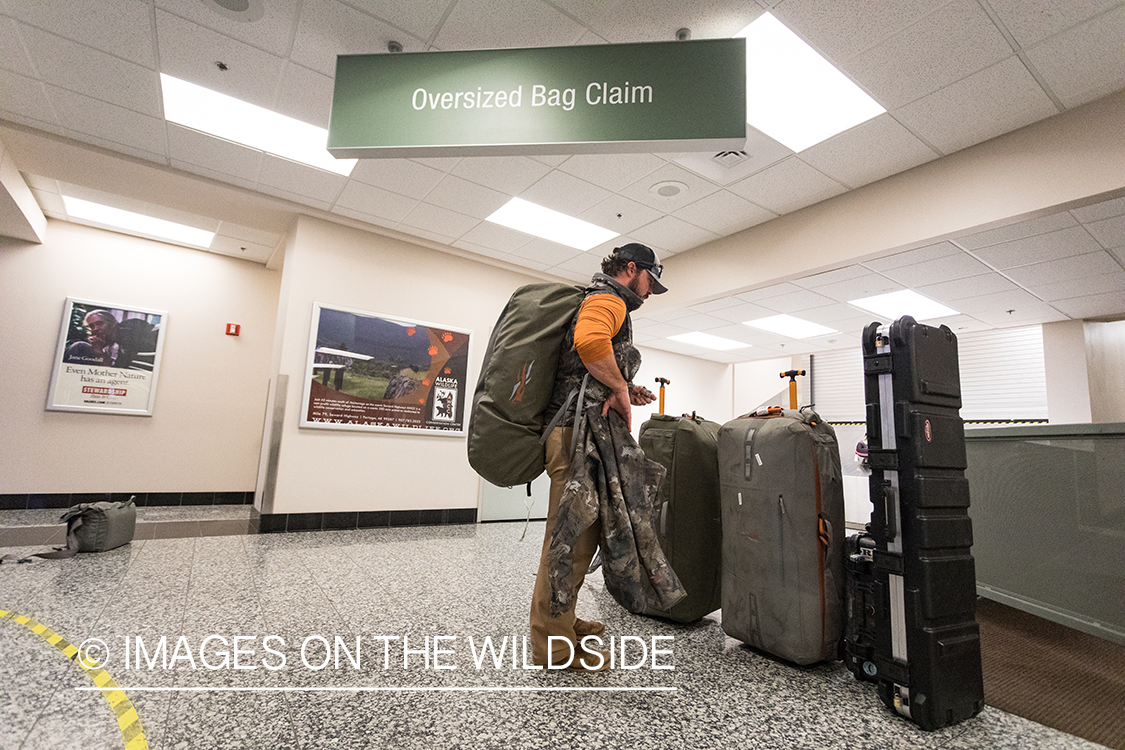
0,492,254,510
252,507,477,534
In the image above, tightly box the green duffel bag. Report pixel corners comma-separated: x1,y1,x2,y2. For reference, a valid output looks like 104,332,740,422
37,497,138,558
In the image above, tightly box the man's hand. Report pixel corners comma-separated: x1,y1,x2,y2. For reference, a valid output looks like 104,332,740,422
629,385,657,406
601,385,632,431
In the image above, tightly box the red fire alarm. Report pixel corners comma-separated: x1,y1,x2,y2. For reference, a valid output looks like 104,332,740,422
226,323,241,336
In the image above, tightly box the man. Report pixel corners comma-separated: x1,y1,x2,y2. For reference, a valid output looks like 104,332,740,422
530,243,667,672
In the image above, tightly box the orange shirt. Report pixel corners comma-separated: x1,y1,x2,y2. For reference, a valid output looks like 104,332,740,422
574,294,627,364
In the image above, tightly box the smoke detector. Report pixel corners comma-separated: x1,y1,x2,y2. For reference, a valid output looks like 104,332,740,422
201,0,264,22
650,180,688,198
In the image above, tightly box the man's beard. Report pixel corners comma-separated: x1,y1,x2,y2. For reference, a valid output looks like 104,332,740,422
627,275,644,298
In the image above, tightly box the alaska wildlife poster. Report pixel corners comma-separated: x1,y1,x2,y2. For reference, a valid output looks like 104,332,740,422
300,302,471,435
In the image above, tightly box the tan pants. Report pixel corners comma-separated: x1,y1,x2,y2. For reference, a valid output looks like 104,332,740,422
529,427,601,665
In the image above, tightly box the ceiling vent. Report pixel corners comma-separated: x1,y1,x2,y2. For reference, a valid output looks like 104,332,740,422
712,150,750,168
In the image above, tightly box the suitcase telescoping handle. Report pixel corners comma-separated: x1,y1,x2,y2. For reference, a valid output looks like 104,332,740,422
655,377,670,415
780,370,807,410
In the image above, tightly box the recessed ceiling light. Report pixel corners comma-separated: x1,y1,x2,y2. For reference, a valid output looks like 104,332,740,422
485,197,618,250
650,181,687,198
160,73,355,175
743,314,838,339
848,289,959,321
735,13,885,152
63,195,216,248
667,332,751,351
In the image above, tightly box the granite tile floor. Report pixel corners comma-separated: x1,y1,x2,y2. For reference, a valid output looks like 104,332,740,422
0,521,1105,750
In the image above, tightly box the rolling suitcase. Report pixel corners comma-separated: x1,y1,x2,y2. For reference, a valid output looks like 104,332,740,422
845,316,984,730
636,413,723,622
718,407,845,665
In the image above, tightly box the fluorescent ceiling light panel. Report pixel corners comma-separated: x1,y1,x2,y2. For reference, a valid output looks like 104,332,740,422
63,196,215,247
736,13,885,152
848,289,960,320
743,314,838,339
486,197,619,251
160,74,355,176
667,332,751,351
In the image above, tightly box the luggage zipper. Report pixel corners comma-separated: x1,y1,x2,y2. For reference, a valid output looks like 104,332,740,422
809,432,827,660
778,493,786,582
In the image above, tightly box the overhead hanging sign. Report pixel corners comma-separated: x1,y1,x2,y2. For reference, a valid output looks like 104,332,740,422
327,39,746,159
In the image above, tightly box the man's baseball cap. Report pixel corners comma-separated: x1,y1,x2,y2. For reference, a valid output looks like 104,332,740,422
615,243,668,294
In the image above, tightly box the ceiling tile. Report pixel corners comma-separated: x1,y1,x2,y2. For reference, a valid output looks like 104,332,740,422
727,157,846,215
395,224,457,246
1071,196,1125,224
972,308,1069,326
349,159,444,200
629,215,720,254
864,241,961,271
432,0,586,50
841,0,1012,110
988,0,1124,48
670,127,793,187
672,190,776,235
156,10,285,111
255,183,331,210
688,297,753,314
792,265,870,289
1002,250,1123,287
207,234,274,264
7,0,155,67
423,175,509,220
30,187,65,214
1085,214,1125,249
955,210,1077,249
798,113,938,189
450,156,552,195
663,312,730,332
970,225,1104,269
275,63,335,129
617,162,721,214
213,222,281,247
736,282,804,303
22,174,60,192
915,273,1020,302
1024,5,1125,109
409,156,462,172
1050,290,1125,319
892,56,1059,155
450,238,508,260
528,154,568,167
457,221,535,254
258,155,347,204
22,25,161,116
807,273,902,302
333,180,418,223
46,85,167,157
954,288,1051,314
346,1,450,42
290,0,425,77
707,323,786,346
398,202,478,239
577,195,663,235
556,152,666,192
553,250,603,279
331,205,396,230
754,288,838,314
0,17,37,77
166,124,263,183
169,161,257,192
879,251,995,287
796,302,887,330
1029,270,1125,301
518,170,612,216
0,68,58,125
772,0,951,63
586,0,761,43
498,253,551,272
155,0,300,57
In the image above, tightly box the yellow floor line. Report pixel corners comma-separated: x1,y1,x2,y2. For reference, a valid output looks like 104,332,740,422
1,609,148,750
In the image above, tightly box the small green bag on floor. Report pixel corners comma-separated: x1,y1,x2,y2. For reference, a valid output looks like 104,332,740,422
35,497,138,558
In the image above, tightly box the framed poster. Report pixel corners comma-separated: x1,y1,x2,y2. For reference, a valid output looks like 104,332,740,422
300,302,472,436
46,297,167,416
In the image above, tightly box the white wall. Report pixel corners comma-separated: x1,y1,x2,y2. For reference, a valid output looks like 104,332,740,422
732,357,797,415
1086,320,1125,423
1043,320,1094,424
0,220,280,493
261,216,544,515
632,346,734,433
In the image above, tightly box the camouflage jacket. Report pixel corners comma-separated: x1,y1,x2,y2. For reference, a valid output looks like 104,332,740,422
545,273,643,429
545,405,687,616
